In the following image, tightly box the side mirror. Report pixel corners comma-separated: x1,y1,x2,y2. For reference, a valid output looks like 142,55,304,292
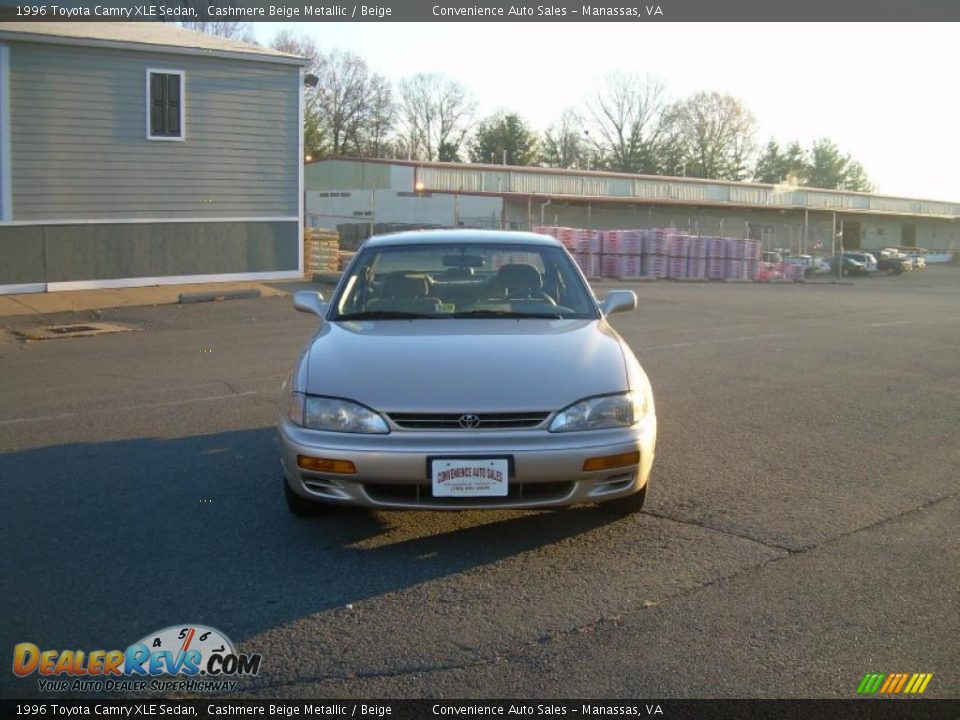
600,290,637,316
293,290,327,318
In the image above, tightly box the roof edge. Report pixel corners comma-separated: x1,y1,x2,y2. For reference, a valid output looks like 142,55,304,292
309,156,960,208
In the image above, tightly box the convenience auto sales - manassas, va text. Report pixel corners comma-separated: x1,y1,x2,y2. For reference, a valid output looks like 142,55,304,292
430,5,664,17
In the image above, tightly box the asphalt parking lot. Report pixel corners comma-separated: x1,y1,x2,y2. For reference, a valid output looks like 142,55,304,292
1,268,958,699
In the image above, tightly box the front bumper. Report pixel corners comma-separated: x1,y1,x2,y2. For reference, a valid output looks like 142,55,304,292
279,416,656,510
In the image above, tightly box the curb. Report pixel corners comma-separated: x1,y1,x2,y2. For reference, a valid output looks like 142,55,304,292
179,289,261,304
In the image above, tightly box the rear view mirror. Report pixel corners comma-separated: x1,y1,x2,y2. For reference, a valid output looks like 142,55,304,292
293,290,327,318
600,290,637,316
443,254,485,268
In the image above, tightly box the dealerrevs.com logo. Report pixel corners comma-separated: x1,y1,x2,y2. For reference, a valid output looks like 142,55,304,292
12,624,261,693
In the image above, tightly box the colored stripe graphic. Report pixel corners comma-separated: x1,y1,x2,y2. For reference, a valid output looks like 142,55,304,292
858,673,886,694
893,674,909,693
859,672,933,695
879,674,898,693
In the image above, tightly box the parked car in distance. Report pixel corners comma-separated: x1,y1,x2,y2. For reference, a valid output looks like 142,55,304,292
889,246,928,269
870,249,913,275
844,252,878,273
756,251,783,281
279,230,657,516
828,255,869,276
785,254,832,276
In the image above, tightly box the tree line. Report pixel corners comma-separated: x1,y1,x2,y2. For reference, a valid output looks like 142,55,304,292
182,21,874,192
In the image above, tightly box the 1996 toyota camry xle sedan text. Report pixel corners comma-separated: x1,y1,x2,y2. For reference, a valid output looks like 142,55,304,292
279,230,656,515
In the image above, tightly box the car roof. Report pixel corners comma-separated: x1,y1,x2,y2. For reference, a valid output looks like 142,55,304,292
362,229,564,248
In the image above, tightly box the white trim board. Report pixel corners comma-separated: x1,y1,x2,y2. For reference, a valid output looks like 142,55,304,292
298,67,305,277
0,283,46,296
46,270,304,293
0,216,298,227
0,43,11,222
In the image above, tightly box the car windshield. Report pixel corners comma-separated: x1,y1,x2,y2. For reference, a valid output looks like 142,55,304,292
330,242,599,320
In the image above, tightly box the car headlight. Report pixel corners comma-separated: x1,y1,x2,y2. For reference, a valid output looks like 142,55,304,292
549,392,649,433
289,393,389,434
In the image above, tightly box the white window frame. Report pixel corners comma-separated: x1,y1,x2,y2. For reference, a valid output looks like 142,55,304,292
145,68,185,142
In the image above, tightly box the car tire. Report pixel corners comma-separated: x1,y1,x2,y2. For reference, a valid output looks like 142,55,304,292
599,484,647,516
283,477,335,516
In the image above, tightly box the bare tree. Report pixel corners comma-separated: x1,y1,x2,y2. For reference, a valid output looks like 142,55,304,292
270,35,396,159
397,73,476,161
360,74,396,158
588,72,669,173
667,91,757,181
179,21,256,44
316,50,381,156
540,109,587,169
270,31,326,156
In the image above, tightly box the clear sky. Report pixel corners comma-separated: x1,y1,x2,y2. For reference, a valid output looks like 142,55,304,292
253,22,958,202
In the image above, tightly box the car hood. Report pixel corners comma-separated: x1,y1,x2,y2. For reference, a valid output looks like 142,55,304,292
302,318,630,413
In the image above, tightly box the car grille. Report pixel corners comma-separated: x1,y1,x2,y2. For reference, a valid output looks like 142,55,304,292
387,412,549,430
363,481,574,507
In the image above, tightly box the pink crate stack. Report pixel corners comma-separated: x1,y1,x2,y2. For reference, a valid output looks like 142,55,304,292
726,259,749,280
602,229,645,255
667,255,688,279
533,226,580,252
601,255,644,279
574,252,602,277
687,236,709,259
644,254,669,278
667,234,689,258
706,237,728,259
706,256,726,279
645,228,677,256
687,257,708,279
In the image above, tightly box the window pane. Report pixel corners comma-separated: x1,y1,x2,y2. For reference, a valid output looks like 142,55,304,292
151,105,164,135
151,73,165,104
167,75,180,105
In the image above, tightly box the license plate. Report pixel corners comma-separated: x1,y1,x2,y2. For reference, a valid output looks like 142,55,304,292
431,458,509,497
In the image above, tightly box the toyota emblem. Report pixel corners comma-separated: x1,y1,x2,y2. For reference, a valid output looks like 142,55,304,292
458,414,481,429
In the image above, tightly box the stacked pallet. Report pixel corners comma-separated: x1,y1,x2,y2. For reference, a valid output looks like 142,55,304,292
602,229,645,255
539,225,765,282
304,228,341,275
533,226,584,252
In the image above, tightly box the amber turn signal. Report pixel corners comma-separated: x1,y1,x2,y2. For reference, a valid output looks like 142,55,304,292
582,451,640,472
297,455,357,474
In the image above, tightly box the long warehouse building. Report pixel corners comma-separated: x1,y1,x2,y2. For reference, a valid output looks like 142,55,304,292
306,158,960,256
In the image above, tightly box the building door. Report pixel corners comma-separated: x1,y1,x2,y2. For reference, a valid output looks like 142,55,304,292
902,223,917,248
843,221,862,250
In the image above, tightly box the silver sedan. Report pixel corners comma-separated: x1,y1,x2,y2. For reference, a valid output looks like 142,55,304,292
279,230,656,514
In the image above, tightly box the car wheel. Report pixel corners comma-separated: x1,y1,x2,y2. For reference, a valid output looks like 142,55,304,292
599,484,647,516
842,268,849,276
283,477,335,516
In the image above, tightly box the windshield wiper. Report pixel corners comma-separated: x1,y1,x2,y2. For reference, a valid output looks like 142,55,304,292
335,310,437,320
450,309,563,319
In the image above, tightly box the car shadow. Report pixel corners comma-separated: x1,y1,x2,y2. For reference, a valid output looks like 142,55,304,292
1,426,621,686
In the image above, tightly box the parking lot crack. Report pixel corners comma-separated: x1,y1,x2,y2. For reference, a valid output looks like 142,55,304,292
640,509,803,553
